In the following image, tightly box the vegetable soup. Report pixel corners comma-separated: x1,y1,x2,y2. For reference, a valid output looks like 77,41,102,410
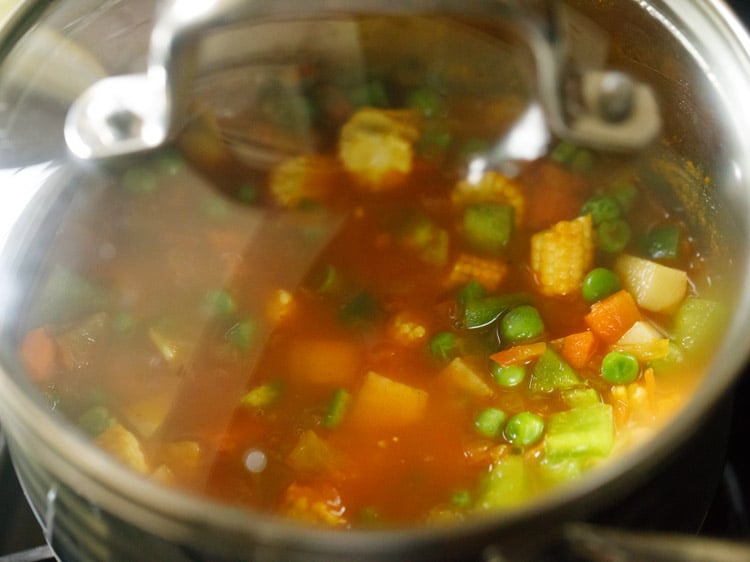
19,21,726,529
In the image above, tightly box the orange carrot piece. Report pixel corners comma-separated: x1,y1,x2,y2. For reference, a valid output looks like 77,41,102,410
490,342,547,367
19,327,57,383
584,290,641,344
558,331,598,370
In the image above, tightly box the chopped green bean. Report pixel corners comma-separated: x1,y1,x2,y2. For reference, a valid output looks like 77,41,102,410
642,224,680,259
241,380,282,409
323,388,351,428
462,203,514,254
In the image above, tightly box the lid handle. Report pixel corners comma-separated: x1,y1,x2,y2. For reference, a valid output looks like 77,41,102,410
64,0,660,160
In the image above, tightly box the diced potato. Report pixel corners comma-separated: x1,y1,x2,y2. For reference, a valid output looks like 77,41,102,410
446,253,509,291
288,338,361,387
530,215,594,296
614,254,688,313
162,441,203,471
287,430,336,473
440,358,494,399
122,378,180,438
269,155,335,207
338,108,420,190
452,171,525,226
616,320,663,345
349,372,428,429
95,423,149,474
387,312,427,346
611,320,669,362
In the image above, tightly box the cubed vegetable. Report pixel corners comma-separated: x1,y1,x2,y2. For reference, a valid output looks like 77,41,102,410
287,430,336,473
584,290,641,344
557,331,598,370
530,347,581,393
288,338,361,386
349,372,428,429
672,297,724,353
440,358,495,399
462,203,514,254
614,254,688,313
452,172,525,227
544,403,614,462
642,224,681,259
476,455,532,509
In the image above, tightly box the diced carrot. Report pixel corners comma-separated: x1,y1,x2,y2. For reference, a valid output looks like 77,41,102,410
557,331,598,370
490,342,547,367
584,290,641,344
19,327,57,383
287,338,361,386
349,372,428,429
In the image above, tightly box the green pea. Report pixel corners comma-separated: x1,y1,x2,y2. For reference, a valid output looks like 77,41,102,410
581,268,621,302
490,362,526,387
581,194,622,226
500,305,545,344
429,331,458,362
504,412,545,447
474,407,507,438
596,219,631,253
407,88,445,118
601,351,639,384
206,289,236,316
451,489,472,508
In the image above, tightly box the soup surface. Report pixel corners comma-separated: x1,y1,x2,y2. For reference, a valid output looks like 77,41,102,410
19,19,725,529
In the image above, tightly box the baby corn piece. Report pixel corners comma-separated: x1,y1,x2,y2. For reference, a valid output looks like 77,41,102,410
338,108,420,190
446,253,508,291
388,312,428,346
453,171,525,226
269,154,335,207
531,215,594,296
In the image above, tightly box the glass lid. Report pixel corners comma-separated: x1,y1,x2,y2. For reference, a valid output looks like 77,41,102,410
0,0,749,553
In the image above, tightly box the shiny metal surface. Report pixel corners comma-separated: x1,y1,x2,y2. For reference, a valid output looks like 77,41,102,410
63,0,660,161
